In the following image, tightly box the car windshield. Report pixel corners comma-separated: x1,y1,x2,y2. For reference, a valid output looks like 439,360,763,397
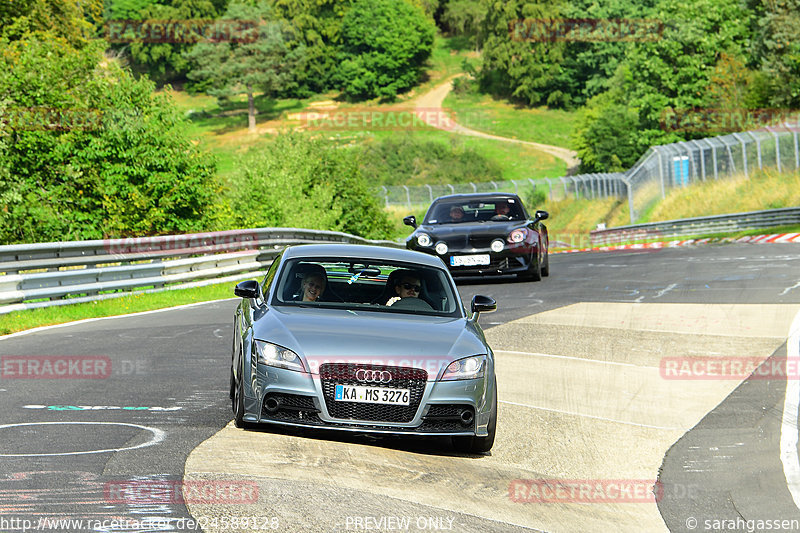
272,257,463,317
423,198,524,224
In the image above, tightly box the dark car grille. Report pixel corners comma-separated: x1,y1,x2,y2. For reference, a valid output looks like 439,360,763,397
261,393,324,425
319,363,427,423
419,404,475,432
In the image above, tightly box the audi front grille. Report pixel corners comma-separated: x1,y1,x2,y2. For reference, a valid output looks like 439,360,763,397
319,363,427,423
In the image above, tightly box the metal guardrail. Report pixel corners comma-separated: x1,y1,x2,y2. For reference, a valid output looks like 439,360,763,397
0,228,403,315
590,207,800,245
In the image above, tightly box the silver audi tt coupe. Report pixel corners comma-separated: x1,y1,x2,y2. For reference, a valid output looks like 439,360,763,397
230,244,499,453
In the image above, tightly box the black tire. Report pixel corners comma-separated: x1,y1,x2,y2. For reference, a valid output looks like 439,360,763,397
232,360,247,428
520,256,542,281
453,378,497,454
541,250,550,277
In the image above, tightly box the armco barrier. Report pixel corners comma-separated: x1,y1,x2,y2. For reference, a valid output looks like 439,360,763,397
590,207,800,245
0,228,403,315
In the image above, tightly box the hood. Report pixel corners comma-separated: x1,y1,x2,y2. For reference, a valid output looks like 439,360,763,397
419,221,523,237
254,306,488,375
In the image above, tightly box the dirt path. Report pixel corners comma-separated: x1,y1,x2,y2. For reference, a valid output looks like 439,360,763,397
411,77,580,172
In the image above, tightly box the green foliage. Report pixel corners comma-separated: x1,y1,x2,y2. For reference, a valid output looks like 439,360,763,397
184,0,305,128
336,0,435,100
355,134,503,186
751,0,800,107
0,33,218,243
226,133,393,239
124,0,222,85
525,184,547,209
269,0,354,95
1,0,102,45
441,0,486,48
476,0,569,107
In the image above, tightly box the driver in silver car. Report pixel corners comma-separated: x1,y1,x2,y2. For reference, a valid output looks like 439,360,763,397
386,271,421,306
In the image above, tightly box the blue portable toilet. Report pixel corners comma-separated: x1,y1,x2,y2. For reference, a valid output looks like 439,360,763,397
673,156,689,186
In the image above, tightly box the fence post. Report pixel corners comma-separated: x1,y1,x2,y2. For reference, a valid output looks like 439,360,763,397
381,186,389,207
794,129,799,169
470,182,477,193
425,184,433,203
733,133,748,179
769,129,781,173
403,185,411,208
490,180,498,190
447,183,455,194
657,150,665,199
704,139,718,180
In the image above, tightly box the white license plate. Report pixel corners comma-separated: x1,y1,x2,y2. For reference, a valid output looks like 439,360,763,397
334,384,410,405
450,254,490,267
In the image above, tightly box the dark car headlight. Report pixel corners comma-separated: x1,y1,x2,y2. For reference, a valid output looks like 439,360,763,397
508,228,527,243
417,233,433,247
441,355,486,381
255,340,305,372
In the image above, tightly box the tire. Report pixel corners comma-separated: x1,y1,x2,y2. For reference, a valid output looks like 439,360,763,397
520,255,542,281
541,249,550,277
232,360,247,428
453,378,497,454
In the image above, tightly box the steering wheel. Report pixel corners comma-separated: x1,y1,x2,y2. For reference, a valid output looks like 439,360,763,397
389,298,434,311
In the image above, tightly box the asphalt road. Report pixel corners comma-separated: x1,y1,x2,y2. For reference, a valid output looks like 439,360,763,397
1,243,800,532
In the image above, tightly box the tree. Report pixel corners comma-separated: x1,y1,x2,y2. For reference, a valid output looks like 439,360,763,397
441,0,486,49
227,133,393,240
335,0,435,101
752,0,800,107
476,0,569,107
1,0,102,45
0,32,218,243
184,0,304,131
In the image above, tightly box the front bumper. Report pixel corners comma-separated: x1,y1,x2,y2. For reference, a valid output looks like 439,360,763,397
243,363,492,437
418,245,535,277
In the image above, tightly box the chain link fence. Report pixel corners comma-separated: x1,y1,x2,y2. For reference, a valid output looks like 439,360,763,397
377,121,800,224
378,174,627,208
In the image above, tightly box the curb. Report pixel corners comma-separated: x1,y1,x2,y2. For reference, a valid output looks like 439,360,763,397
551,233,800,254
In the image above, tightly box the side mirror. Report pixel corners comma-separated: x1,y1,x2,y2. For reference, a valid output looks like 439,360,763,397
234,280,260,299
535,210,549,221
403,215,418,228
470,294,497,319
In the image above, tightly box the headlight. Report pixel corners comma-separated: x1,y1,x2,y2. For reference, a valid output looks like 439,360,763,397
435,242,448,255
508,229,526,243
255,341,305,372
417,233,432,247
441,355,486,381
490,239,505,252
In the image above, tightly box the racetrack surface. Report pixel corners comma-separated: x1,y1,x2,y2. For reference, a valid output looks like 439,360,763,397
2,243,800,532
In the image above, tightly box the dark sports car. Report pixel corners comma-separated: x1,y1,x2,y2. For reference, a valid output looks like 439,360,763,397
404,193,550,280
231,244,499,453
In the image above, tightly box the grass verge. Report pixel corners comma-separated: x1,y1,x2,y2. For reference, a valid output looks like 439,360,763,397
0,282,243,336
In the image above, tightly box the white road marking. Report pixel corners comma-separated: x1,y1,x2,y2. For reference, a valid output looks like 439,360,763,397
496,349,659,369
0,298,237,340
0,421,165,456
781,281,800,296
781,308,800,510
654,283,678,298
499,400,683,431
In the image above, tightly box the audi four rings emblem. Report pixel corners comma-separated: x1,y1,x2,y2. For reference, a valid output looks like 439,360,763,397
355,369,392,383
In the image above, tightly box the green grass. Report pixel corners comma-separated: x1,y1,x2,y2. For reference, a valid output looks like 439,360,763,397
443,89,578,149
0,282,243,336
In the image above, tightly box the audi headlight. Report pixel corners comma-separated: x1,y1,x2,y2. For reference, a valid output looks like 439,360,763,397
508,229,526,243
255,341,305,372
441,355,486,381
417,233,432,247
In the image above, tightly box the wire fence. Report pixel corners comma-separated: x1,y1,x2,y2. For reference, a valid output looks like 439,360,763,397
376,120,800,224
378,173,627,208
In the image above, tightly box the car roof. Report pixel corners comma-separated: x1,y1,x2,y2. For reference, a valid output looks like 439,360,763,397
430,192,523,202
281,243,446,268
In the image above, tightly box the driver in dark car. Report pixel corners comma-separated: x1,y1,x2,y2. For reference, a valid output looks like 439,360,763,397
386,271,421,306
493,201,512,220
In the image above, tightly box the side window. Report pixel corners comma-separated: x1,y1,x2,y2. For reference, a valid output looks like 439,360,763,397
261,253,282,295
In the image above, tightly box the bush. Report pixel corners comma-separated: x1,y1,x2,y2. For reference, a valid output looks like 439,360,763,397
0,33,218,243
356,134,503,186
225,133,393,240
335,0,435,101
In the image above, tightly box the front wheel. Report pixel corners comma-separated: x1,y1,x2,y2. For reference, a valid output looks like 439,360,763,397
541,250,550,277
232,361,247,428
453,378,497,454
